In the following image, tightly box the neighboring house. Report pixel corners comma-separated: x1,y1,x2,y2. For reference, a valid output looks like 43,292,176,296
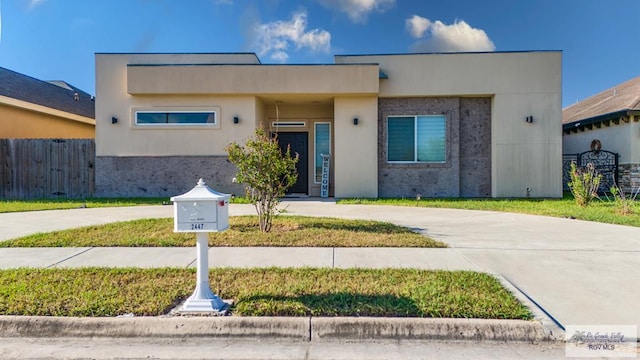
0,67,95,138
562,76,640,191
95,51,562,199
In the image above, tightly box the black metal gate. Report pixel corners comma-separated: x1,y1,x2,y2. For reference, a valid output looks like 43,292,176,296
563,150,619,193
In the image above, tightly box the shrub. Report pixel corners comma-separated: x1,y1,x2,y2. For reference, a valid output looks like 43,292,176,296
226,129,298,232
609,184,640,215
567,162,602,207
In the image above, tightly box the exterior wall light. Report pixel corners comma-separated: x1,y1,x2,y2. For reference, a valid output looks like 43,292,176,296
111,116,118,124
353,117,359,125
233,116,240,124
525,116,534,123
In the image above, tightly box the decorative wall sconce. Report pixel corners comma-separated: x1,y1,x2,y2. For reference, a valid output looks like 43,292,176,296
525,116,534,123
111,116,118,124
233,116,240,124
353,117,359,125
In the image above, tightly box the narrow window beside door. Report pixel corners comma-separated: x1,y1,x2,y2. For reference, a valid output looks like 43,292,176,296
315,123,331,183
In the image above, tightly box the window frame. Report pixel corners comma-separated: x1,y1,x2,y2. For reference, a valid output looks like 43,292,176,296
386,114,447,164
314,122,331,184
131,107,221,129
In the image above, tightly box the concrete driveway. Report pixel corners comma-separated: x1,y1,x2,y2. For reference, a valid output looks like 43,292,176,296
1,200,639,329
280,201,640,329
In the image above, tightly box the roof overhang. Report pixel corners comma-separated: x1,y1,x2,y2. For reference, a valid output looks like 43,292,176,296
562,109,640,134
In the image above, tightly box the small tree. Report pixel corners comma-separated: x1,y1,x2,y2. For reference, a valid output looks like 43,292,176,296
567,162,602,207
226,129,298,232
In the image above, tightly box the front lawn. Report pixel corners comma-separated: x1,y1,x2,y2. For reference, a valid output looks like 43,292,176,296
0,268,530,319
0,216,445,248
339,195,640,227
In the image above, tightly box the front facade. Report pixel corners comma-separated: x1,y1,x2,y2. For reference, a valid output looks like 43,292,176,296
95,51,562,198
0,67,95,139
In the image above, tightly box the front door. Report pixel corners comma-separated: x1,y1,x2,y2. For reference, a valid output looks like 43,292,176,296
276,132,308,194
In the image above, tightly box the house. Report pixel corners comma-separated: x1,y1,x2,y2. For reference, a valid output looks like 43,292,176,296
0,67,95,139
95,51,562,199
562,76,640,191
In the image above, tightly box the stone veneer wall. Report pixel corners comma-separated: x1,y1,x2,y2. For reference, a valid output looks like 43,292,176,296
95,156,243,198
378,97,491,198
459,98,492,197
618,163,640,193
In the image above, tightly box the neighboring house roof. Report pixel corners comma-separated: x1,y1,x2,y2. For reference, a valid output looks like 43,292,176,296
0,66,95,119
563,76,640,131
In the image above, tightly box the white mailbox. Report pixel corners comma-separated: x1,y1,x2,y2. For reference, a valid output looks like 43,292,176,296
170,179,230,233
170,178,231,313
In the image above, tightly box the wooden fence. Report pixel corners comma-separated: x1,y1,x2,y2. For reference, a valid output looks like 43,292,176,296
0,139,95,199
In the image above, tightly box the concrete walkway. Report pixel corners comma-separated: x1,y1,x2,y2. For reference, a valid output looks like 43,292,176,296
1,200,639,330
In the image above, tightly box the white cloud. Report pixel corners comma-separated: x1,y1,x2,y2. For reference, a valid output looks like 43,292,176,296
318,0,395,23
407,17,496,53
405,14,430,39
28,0,45,10
252,10,331,63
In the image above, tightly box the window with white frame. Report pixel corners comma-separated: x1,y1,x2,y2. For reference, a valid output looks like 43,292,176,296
135,111,217,126
387,115,446,163
314,123,331,183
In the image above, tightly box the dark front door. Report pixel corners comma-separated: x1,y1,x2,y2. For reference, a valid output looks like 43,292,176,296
276,132,308,194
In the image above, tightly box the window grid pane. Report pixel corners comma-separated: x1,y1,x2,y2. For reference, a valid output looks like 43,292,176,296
387,117,416,161
416,115,446,162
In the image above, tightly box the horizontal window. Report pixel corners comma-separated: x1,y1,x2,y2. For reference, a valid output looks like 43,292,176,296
387,115,446,163
135,111,216,126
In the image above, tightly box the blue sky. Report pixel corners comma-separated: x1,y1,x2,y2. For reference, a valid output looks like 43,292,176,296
0,0,638,108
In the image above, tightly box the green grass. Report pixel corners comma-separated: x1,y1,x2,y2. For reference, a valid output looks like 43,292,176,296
0,197,251,213
0,216,445,248
339,194,640,227
0,268,531,319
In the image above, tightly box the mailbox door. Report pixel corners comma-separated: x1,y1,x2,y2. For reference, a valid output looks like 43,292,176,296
174,201,218,232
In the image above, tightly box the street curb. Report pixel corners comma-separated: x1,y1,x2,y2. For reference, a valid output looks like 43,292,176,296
311,317,552,342
0,316,310,341
0,316,555,343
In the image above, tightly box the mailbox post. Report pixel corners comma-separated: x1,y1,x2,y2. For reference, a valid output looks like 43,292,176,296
170,178,230,312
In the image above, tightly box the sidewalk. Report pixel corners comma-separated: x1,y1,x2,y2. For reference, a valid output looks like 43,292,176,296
1,200,640,331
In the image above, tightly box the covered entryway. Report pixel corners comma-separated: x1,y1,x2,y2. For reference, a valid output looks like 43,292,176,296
276,132,308,194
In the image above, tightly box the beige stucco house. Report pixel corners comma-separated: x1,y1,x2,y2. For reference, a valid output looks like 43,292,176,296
95,51,562,198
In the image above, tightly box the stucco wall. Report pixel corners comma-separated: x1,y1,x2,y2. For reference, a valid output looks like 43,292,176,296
334,96,378,198
0,103,94,139
377,97,490,198
563,122,639,164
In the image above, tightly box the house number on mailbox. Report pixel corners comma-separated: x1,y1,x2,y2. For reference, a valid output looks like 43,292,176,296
191,223,205,230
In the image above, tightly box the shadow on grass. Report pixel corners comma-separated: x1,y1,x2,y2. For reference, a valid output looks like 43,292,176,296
234,292,424,317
